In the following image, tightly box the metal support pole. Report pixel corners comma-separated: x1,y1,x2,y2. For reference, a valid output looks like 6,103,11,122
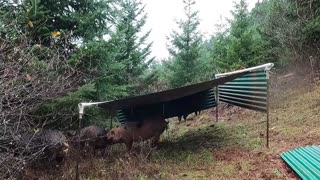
215,87,219,122
110,118,113,129
76,116,81,180
76,104,84,180
266,71,270,148
162,103,165,117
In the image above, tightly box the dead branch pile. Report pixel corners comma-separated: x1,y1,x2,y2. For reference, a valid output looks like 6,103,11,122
0,30,85,178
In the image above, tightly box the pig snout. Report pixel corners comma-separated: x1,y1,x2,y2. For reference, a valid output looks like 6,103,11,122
105,133,115,143
105,129,121,143
105,134,112,141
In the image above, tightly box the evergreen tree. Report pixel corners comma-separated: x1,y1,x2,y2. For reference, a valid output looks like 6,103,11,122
0,0,120,128
103,0,154,96
209,23,231,72
167,0,202,88
226,0,254,69
229,0,250,39
212,0,271,70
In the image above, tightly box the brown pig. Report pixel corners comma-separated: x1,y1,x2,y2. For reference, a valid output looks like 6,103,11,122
77,125,109,156
106,116,168,151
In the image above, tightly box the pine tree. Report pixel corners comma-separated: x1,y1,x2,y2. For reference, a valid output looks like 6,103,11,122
167,0,202,88
0,0,120,129
103,0,154,96
209,16,231,72
219,0,268,70
229,0,250,39
226,0,253,68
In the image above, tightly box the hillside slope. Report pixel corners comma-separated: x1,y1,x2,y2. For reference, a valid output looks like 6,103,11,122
26,75,320,180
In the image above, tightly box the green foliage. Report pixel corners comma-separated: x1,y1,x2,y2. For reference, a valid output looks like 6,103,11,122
0,0,113,47
34,83,116,129
304,16,320,42
4,0,320,132
34,84,96,129
36,0,155,128
249,0,320,68
166,0,203,88
214,0,271,70
101,0,154,96
32,0,155,128
248,0,294,67
70,39,130,100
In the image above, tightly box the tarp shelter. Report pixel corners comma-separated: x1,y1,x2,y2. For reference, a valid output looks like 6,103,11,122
78,63,273,144
78,71,248,122
76,63,273,179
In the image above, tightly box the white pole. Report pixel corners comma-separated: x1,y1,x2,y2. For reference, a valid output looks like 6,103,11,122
215,63,274,78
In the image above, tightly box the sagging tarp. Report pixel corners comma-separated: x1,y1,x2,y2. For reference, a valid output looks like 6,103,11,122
117,88,217,124
78,71,248,124
94,71,248,110
79,63,274,122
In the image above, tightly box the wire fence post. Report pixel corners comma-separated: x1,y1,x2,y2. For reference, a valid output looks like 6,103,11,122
110,118,113,130
215,87,219,122
266,71,270,148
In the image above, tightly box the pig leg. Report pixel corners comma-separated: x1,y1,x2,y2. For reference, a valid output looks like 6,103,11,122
93,148,97,157
95,148,103,157
183,114,188,121
88,141,96,157
49,151,61,167
49,152,57,164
